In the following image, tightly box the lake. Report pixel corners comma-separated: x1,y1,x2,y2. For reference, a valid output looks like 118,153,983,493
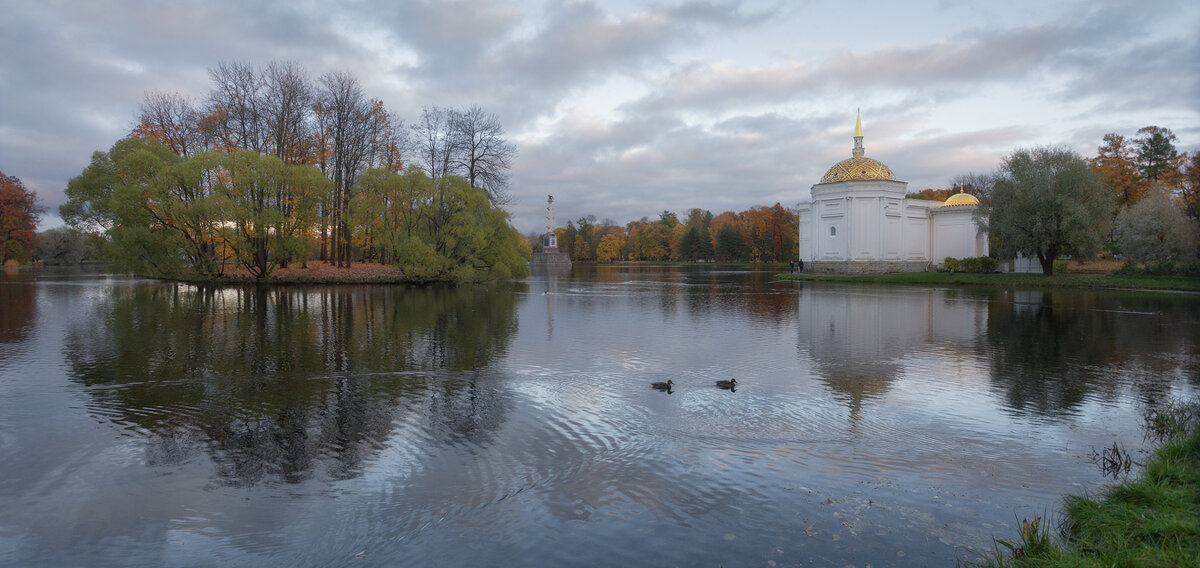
1,264,1197,567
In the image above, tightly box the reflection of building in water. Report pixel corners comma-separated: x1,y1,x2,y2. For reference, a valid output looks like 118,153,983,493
797,112,988,273
536,262,569,340
797,286,988,427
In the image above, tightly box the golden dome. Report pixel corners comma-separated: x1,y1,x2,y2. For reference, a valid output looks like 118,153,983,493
819,156,897,184
940,191,980,207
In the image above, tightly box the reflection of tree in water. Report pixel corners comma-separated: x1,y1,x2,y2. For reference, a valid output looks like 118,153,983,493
679,266,798,325
986,290,1199,416
0,273,36,343
65,282,524,486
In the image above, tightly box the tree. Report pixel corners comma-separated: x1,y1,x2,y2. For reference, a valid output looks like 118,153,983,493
1090,133,1149,207
906,188,953,201
1114,189,1198,266
261,60,314,165
351,165,431,264
61,148,118,233
1180,152,1200,225
1133,126,1181,186
979,146,1115,275
208,149,331,278
715,224,744,261
452,104,515,205
206,60,267,153
949,172,994,201
596,232,624,263
1,171,40,264
36,227,100,265
413,105,461,180
316,71,373,268
679,226,702,261
134,90,204,157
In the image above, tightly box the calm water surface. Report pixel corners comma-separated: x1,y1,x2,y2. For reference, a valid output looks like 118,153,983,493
1,264,1197,567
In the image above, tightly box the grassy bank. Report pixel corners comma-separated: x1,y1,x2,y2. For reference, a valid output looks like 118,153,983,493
978,401,1200,567
779,271,1200,292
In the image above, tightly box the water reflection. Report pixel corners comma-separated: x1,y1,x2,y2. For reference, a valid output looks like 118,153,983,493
797,285,988,424
568,264,799,325
64,282,526,486
0,270,37,343
986,289,1200,416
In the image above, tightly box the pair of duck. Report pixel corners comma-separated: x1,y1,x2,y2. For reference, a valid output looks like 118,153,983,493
651,378,737,391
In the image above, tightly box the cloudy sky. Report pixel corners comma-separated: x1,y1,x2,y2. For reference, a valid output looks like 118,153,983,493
2,0,1197,234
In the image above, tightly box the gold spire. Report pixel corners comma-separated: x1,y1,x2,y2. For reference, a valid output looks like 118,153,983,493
852,109,864,158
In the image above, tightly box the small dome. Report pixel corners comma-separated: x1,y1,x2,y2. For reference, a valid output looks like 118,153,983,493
941,192,980,207
819,156,897,184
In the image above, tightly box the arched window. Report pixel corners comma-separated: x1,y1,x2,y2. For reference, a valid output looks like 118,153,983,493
829,226,837,237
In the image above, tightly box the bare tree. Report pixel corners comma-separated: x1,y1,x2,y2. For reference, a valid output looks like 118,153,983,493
136,90,204,156
362,99,407,172
452,104,515,205
206,60,266,153
262,61,312,165
950,172,995,201
413,105,462,179
316,71,372,268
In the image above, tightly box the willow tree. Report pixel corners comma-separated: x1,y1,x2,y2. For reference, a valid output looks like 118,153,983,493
1114,189,1198,267
208,149,331,277
978,146,1115,275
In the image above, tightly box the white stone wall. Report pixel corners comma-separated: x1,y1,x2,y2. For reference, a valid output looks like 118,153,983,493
798,179,988,273
930,207,988,267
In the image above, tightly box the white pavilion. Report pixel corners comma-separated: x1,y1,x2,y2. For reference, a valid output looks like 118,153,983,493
797,113,988,273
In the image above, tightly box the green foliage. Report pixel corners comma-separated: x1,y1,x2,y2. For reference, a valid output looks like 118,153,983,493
981,146,1116,276
354,171,528,283
943,256,997,272
63,137,525,283
1115,259,1200,277
61,148,119,233
976,401,1200,568
1133,126,1180,184
36,227,102,265
714,224,742,261
1115,189,1199,265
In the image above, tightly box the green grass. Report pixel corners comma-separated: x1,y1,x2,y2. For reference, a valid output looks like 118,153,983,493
976,402,1200,567
778,271,1200,292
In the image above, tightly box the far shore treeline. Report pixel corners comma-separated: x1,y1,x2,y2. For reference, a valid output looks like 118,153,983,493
57,60,528,283
535,205,800,264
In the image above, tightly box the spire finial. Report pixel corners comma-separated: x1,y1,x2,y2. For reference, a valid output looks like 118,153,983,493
852,109,865,158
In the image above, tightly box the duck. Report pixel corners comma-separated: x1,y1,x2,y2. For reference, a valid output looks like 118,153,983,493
651,379,674,391
715,378,738,389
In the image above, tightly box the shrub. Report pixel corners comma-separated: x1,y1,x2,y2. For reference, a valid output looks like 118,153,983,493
944,256,996,273
960,256,998,273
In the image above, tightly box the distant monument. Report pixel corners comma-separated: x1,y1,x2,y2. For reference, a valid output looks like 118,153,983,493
530,195,571,268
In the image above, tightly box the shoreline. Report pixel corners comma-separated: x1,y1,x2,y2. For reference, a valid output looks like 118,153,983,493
777,271,1200,293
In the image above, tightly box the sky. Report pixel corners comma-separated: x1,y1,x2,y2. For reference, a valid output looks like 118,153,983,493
2,0,1198,235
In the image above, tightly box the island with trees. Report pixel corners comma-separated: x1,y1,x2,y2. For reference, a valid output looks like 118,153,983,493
56,60,527,284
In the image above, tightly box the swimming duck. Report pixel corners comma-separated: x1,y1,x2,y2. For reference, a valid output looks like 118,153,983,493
715,379,738,389
651,380,674,390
